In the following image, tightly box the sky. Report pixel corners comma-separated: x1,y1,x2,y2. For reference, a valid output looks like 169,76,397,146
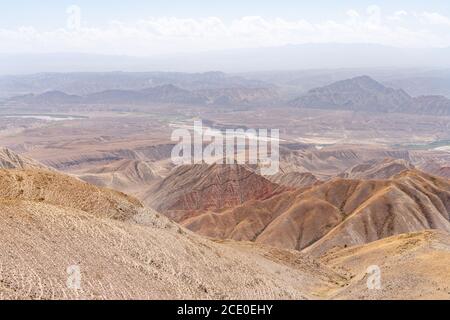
1,0,450,56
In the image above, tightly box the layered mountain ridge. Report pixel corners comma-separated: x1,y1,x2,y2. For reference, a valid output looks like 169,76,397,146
291,75,450,115
0,149,346,299
1,147,450,299
144,163,284,222
7,84,278,107
180,169,450,256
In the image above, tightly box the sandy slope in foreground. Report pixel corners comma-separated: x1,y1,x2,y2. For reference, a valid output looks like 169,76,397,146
0,168,344,299
322,230,450,299
1,149,450,300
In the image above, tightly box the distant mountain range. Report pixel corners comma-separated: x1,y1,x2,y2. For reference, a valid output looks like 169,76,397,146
0,71,270,97
4,72,450,115
6,84,278,107
291,75,450,116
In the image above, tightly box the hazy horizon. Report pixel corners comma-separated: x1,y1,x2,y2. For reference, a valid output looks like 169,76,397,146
3,1,450,74
2,43,450,75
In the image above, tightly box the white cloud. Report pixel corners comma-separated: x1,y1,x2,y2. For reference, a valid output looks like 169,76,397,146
420,12,450,26
1,7,450,55
387,10,408,21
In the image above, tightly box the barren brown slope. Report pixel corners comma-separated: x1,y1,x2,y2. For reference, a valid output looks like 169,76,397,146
183,170,450,254
278,144,413,179
0,168,344,299
0,147,48,170
438,167,450,178
419,159,450,179
267,171,319,188
143,163,283,222
338,158,413,180
321,230,450,299
77,159,160,193
0,168,143,220
304,170,450,256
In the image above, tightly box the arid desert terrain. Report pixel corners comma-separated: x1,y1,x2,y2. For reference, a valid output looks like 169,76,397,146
0,70,450,299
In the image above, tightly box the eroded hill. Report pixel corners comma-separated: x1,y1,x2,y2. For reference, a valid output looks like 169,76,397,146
182,170,450,256
0,147,48,170
144,163,284,222
0,166,345,299
1,150,450,299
